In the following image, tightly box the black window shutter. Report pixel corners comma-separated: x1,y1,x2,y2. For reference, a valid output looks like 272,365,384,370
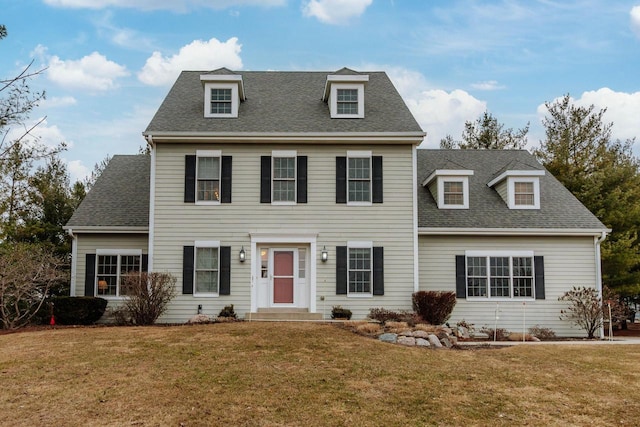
455,255,466,298
373,247,384,295
534,256,545,300
85,254,96,297
141,254,148,272
219,246,231,295
372,156,383,203
184,155,196,203
260,156,271,203
297,156,308,204
183,246,194,294
336,157,346,203
336,246,347,294
221,156,232,203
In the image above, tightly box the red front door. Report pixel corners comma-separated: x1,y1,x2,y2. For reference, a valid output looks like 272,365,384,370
273,250,294,304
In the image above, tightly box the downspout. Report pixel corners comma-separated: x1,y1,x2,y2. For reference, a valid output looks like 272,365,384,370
595,231,607,338
66,228,78,296
412,145,419,293
146,134,156,272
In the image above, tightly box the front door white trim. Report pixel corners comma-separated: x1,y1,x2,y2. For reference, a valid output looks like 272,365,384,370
250,233,317,312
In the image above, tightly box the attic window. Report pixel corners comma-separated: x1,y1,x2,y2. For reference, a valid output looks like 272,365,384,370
487,170,544,210
422,169,474,210
323,74,369,119
200,74,245,118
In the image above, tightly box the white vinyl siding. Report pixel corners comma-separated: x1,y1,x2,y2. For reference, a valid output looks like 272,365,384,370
152,143,416,321
419,235,599,337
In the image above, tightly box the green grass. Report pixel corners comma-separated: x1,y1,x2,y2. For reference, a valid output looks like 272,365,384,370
1,322,639,426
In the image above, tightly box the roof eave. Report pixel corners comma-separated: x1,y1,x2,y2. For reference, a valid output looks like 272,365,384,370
418,227,610,237
63,225,149,234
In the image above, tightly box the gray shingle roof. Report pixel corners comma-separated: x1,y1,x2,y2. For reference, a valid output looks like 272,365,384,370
144,69,423,134
66,155,150,228
417,149,607,230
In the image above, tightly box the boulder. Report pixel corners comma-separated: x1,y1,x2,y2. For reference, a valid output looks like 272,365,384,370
187,314,212,324
378,333,398,343
412,330,430,339
456,326,470,339
428,334,443,348
416,338,430,347
397,336,416,346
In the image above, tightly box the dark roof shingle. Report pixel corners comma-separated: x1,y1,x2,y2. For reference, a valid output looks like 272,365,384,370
66,155,150,228
144,70,423,134
417,149,607,230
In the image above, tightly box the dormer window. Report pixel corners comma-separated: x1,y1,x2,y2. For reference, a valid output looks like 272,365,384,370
422,170,473,209
323,74,369,119
200,74,245,118
487,170,544,210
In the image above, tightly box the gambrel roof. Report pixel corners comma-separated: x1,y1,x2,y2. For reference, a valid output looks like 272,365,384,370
65,155,150,230
417,149,607,232
144,69,424,135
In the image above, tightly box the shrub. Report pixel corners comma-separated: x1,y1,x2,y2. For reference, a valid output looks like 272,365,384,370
120,272,177,325
411,291,457,325
218,304,237,318
479,327,510,341
51,296,108,325
368,308,420,325
529,325,557,340
331,305,352,320
559,286,602,338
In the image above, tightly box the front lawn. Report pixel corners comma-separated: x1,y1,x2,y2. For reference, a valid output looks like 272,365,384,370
1,322,638,426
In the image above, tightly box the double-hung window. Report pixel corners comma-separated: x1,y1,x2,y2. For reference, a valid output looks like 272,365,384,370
197,152,221,202
195,243,220,295
514,181,535,206
210,88,232,115
272,153,296,203
337,89,359,115
348,152,371,203
95,250,142,297
443,180,464,206
465,252,534,299
348,245,372,296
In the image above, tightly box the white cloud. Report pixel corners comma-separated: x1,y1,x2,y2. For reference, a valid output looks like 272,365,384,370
66,159,91,182
47,52,129,91
43,0,284,12
138,38,243,86
537,88,640,143
302,0,372,25
470,80,505,91
385,67,486,147
4,118,69,150
41,96,77,108
94,12,155,51
631,5,640,38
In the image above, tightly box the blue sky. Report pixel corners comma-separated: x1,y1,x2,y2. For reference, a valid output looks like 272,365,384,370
2,0,640,182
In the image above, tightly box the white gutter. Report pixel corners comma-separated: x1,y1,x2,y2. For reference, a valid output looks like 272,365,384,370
418,227,611,237
66,228,78,296
412,145,419,292
61,226,148,234
595,231,607,338
143,131,425,144
146,134,156,272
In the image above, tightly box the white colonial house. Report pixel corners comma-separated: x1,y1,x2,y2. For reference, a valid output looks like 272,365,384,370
64,68,608,336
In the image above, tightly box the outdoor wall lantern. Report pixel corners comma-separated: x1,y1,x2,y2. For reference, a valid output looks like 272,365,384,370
239,246,246,263
321,246,328,262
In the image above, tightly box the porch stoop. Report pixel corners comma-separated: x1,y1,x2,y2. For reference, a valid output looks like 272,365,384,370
245,308,324,321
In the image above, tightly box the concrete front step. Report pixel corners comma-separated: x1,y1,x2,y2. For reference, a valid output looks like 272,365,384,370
245,311,324,321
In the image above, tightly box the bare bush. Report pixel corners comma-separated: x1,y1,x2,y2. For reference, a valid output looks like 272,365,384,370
559,286,602,339
119,272,177,325
0,243,65,329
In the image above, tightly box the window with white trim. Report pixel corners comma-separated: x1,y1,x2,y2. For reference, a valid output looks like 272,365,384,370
203,83,239,118
337,89,359,115
197,154,220,202
439,177,469,208
514,181,535,206
348,246,372,295
195,245,219,295
466,252,534,299
329,83,365,118
348,154,371,203
272,154,296,202
96,251,141,297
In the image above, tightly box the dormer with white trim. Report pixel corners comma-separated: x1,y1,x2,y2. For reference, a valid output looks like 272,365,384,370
200,72,245,118
322,70,369,119
487,169,545,210
423,169,474,209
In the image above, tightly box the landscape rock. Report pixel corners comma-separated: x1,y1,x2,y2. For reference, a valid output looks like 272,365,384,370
412,330,430,339
398,330,414,337
187,314,212,324
378,333,398,343
397,336,416,346
440,337,453,348
428,334,443,348
456,326,470,339
416,338,430,347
